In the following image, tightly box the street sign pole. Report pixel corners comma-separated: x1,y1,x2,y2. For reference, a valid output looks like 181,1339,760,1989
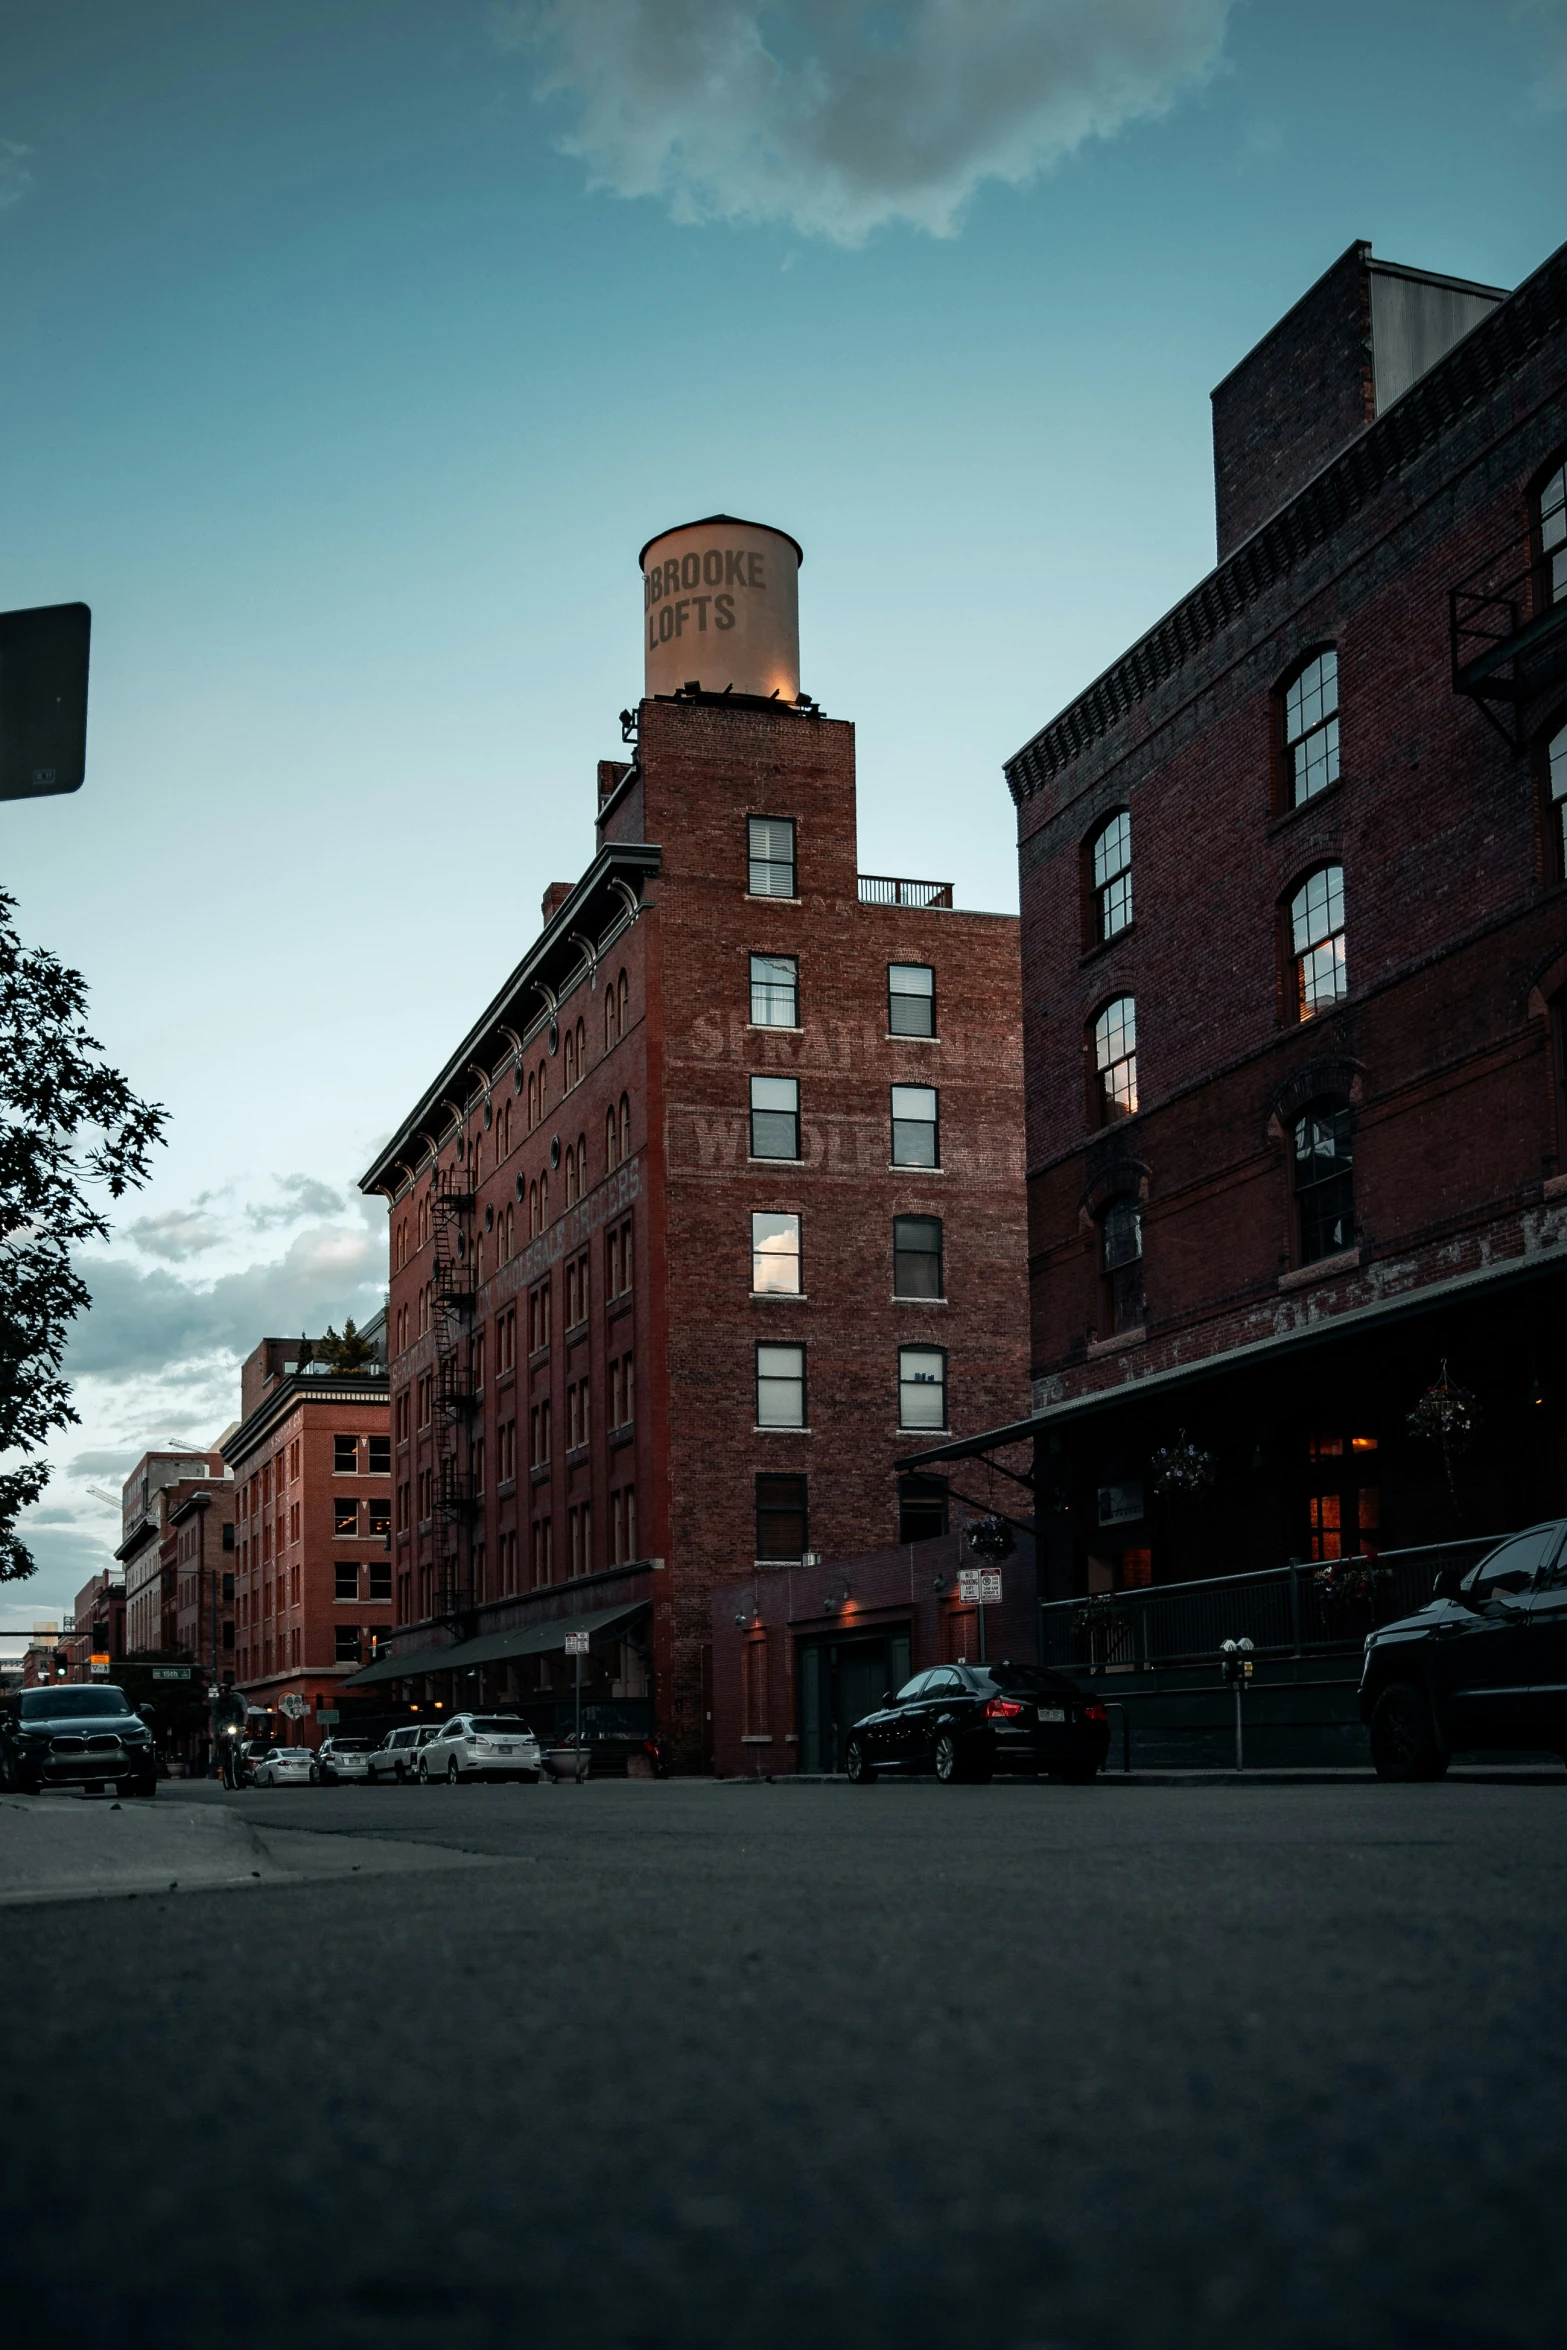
565,1629,590,1780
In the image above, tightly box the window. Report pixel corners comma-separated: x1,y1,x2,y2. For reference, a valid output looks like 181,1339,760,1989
1306,1433,1380,1562
1102,1197,1143,1334
752,1211,802,1294
750,1075,800,1160
530,1400,551,1468
1295,1104,1354,1263
610,1353,635,1428
898,1474,948,1543
334,1500,358,1537
334,1561,358,1601
1468,1524,1563,1595
1093,998,1137,1121
1541,459,1567,606
618,1093,631,1162
748,816,796,898
334,1625,361,1664
898,1346,947,1431
566,1250,590,1327
529,1279,551,1354
756,1473,807,1561
888,963,935,1037
890,1084,938,1168
611,1486,638,1565
368,1498,390,1538
531,1518,554,1586
756,1344,806,1428
1291,865,1347,1019
333,1435,357,1474
750,954,798,1027
1090,812,1133,941
1549,723,1567,879
892,1214,943,1299
1284,650,1340,806
568,1501,593,1578
368,1436,390,1475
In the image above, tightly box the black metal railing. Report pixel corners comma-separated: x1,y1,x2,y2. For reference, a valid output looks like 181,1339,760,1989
1040,1535,1498,1676
1450,522,1567,742
857,874,954,909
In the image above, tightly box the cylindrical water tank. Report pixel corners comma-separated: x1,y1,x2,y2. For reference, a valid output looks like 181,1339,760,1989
639,515,802,703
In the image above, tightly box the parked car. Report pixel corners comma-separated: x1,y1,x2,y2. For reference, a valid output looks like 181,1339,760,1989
417,1713,542,1784
844,1662,1110,1785
237,1738,277,1786
250,1745,318,1788
316,1735,374,1785
1360,1517,1567,1779
366,1723,440,1783
1,1684,157,1798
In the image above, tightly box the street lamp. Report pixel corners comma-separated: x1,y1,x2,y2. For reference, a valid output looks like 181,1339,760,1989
1220,1637,1255,1772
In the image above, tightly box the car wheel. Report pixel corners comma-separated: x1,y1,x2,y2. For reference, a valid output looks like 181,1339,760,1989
417,1757,429,1783
447,1757,460,1784
844,1736,876,1784
309,1764,321,1786
1370,1681,1449,1781
934,1731,971,1784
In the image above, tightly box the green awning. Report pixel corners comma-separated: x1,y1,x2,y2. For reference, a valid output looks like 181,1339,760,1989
342,1600,648,1689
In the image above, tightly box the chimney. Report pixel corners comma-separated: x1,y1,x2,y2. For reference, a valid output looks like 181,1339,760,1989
541,882,574,928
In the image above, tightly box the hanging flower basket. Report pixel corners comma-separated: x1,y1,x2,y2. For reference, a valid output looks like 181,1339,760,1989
1407,1361,1480,1509
1149,1430,1215,1500
965,1514,1015,1562
1314,1558,1391,1610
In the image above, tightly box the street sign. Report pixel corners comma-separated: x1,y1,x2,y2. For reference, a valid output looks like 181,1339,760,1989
90,1657,110,1676
957,1569,1003,1605
151,1666,189,1681
0,603,91,800
316,1707,340,1725
279,1692,308,1719
564,1630,590,1656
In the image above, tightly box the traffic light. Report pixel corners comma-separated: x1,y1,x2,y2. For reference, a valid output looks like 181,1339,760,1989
0,604,91,801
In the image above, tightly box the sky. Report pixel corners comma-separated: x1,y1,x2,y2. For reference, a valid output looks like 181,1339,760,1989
2,0,1564,1628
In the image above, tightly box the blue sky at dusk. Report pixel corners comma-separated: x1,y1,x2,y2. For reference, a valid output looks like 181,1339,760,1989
2,0,1564,1619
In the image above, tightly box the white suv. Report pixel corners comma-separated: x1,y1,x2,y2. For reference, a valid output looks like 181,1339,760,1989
366,1723,440,1783
418,1713,541,1785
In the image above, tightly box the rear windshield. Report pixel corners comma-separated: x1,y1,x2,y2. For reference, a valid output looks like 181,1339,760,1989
470,1718,528,1734
329,1738,373,1751
977,1664,1077,1697
19,1688,131,1720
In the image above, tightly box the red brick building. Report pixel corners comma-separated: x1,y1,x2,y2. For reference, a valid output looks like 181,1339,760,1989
227,1332,391,1746
61,1569,127,1681
908,238,1567,1589
352,517,1028,1765
117,1448,231,1658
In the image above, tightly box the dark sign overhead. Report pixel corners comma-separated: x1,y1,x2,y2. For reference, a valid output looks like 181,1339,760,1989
0,603,91,801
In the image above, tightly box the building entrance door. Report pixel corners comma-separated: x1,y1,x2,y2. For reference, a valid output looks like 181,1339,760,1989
796,1628,911,1773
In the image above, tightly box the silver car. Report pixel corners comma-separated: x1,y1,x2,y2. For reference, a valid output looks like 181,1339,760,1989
251,1746,317,1788
417,1713,541,1785
316,1735,374,1784
366,1723,439,1784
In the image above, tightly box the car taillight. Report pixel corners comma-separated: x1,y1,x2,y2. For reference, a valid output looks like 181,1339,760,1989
1082,1702,1108,1724
985,1697,1026,1720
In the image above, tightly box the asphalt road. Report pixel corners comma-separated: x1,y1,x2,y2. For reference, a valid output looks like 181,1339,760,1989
2,1775,1564,2350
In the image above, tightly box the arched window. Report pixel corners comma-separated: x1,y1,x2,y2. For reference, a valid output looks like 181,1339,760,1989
1093,997,1137,1122
1090,810,1132,942
564,1028,577,1089
527,1072,537,1130
619,1093,631,1160
1101,1196,1144,1334
505,1204,515,1259
606,1105,620,1170
537,1060,548,1115
528,1180,538,1236
539,1171,549,1225
575,1016,586,1076
1294,1104,1354,1264
1547,721,1567,880
1283,650,1340,807
618,971,629,1034
1291,866,1347,1020
605,990,617,1050
1540,458,1567,606
577,1133,588,1195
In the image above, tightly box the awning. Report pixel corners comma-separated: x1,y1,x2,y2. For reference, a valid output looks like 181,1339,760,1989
342,1601,649,1689
898,1242,1567,1470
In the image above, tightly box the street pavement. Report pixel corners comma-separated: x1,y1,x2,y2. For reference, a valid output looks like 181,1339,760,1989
2,1774,1563,2350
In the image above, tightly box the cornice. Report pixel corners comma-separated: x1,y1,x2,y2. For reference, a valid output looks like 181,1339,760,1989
222,1371,389,1470
1006,237,1567,807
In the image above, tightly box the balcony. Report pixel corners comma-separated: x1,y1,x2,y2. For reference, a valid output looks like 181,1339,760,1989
857,874,953,910
1450,523,1567,746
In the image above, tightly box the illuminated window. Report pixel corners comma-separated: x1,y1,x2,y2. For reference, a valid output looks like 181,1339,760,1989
1091,811,1133,940
1093,997,1137,1121
1284,651,1340,806
752,1212,802,1294
1294,1105,1354,1263
750,954,798,1027
1307,1433,1380,1561
1291,866,1347,1019
748,817,796,898
1541,459,1567,606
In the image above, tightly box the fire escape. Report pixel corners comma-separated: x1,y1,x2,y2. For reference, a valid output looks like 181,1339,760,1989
1450,519,1567,748
430,1172,478,1633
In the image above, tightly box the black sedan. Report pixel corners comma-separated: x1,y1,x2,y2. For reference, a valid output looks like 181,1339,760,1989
2,1684,158,1797
844,1662,1109,1785
1360,1516,1567,1778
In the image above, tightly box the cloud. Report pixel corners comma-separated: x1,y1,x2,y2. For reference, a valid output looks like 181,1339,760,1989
247,1174,350,1229
499,0,1233,242
1519,0,1567,106
0,139,33,212
122,1208,228,1261
64,1449,143,1480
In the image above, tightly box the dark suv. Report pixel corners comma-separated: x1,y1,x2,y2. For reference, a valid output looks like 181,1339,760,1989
1360,1519,1567,1779
2,1685,158,1797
